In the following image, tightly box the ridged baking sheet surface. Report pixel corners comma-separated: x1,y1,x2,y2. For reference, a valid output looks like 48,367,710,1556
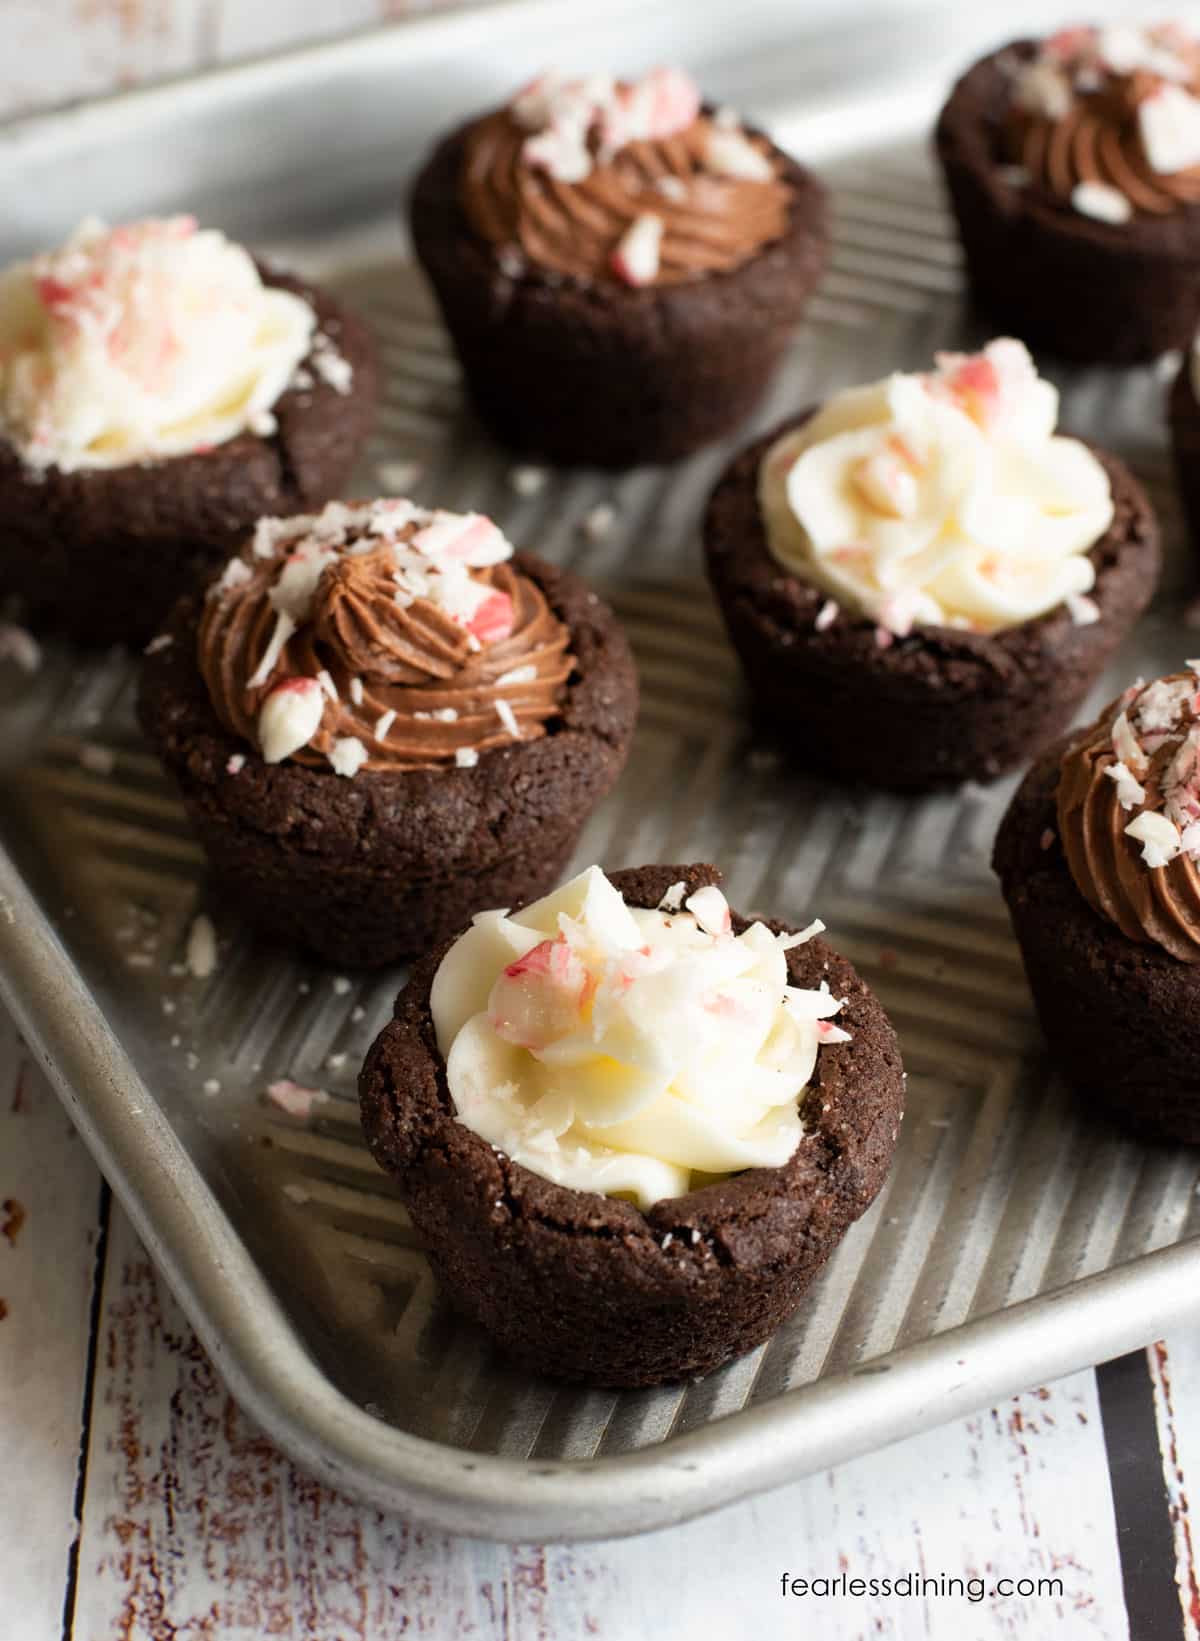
3,137,1199,1465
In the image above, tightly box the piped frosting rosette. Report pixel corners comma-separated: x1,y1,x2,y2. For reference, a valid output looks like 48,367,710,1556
461,66,793,287
199,499,573,776
758,339,1114,640
0,216,333,472
431,866,846,1208
1007,22,1200,225
1057,668,1200,962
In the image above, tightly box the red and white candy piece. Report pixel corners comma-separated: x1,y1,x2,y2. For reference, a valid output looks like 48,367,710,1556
523,121,592,184
611,214,663,286
851,445,919,519
684,884,732,938
411,510,508,567
601,66,700,151
258,676,324,764
489,936,592,1051
468,589,515,644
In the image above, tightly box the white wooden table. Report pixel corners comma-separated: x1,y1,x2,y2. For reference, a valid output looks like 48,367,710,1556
2,1009,1196,1641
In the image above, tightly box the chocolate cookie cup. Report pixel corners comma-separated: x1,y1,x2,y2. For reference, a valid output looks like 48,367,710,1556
410,68,828,468
704,343,1160,791
0,218,376,647
995,672,1200,1145
358,863,905,1388
936,26,1200,363
138,502,638,969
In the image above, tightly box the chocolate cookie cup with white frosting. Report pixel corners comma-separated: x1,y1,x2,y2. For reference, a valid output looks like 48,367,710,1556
410,67,828,468
995,670,1200,1144
936,23,1200,363
138,500,638,969
358,863,905,1387
0,216,376,646
704,340,1160,791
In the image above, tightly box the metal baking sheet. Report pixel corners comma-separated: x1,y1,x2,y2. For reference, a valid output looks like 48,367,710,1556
2,0,1199,1543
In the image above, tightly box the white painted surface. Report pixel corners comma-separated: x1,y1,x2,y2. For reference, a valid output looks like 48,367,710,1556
0,1016,101,1641
0,0,468,120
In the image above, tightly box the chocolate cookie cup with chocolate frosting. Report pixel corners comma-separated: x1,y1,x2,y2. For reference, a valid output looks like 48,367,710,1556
0,217,376,647
410,68,828,468
704,340,1160,791
936,23,1200,363
995,670,1200,1144
138,499,638,968
359,863,905,1387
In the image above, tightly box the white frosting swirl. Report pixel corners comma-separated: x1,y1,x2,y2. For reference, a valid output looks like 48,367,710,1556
758,339,1114,636
0,216,318,472
430,866,845,1208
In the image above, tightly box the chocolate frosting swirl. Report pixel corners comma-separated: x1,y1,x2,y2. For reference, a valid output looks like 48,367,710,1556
1057,676,1200,962
198,512,574,772
461,109,792,285
1011,37,1200,214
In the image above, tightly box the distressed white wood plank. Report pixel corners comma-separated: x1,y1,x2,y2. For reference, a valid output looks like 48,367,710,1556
0,0,218,118
0,1017,105,1641
71,1203,517,1640
212,0,384,61
69,1199,1130,1640
539,1376,1128,1641
0,0,472,121
1147,1334,1200,1638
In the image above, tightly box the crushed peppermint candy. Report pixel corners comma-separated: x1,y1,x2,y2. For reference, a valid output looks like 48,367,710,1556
1065,592,1101,626
0,216,317,474
1126,809,1182,868
582,503,616,541
1070,180,1133,225
77,743,115,776
375,459,424,493
611,214,663,287
432,864,845,1208
1040,828,1056,850
0,623,41,673
496,664,537,686
328,735,369,777
310,331,354,394
512,68,701,185
703,126,773,182
455,747,480,768
657,880,687,913
814,600,839,632
509,464,548,496
186,913,218,979
1104,760,1147,810
1081,671,1200,871
495,698,521,739
374,708,397,741
259,676,324,763
226,753,246,775
266,1079,330,1120
143,633,174,656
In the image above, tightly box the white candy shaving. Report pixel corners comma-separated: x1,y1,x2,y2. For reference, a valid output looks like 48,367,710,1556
1125,809,1183,868
328,736,368,777
186,913,218,979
